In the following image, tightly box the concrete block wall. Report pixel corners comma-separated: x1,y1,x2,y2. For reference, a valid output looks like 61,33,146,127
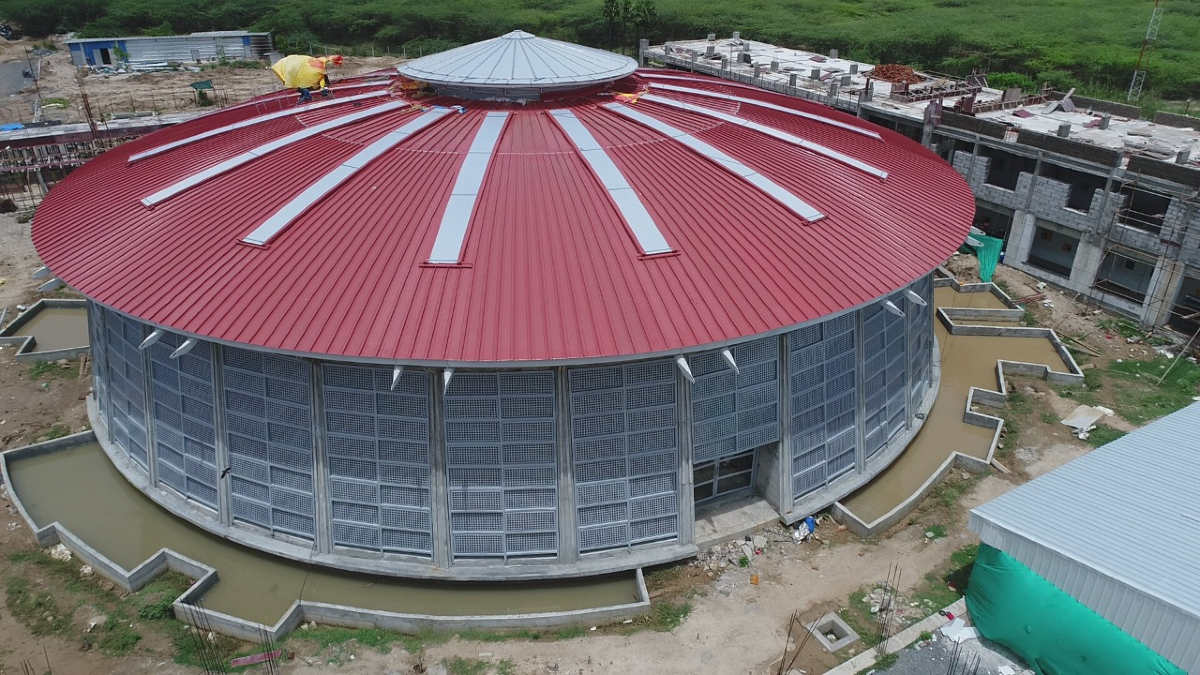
951,152,1029,209
1026,176,1123,235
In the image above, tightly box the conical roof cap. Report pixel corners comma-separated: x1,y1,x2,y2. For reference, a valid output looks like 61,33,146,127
397,30,636,99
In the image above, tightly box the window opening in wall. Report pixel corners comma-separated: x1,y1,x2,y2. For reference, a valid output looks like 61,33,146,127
1026,224,1078,278
1094,251,1154,304
1040,164,1105,212
1117,186,1171,235
978,145,1035,191
693,449,756,505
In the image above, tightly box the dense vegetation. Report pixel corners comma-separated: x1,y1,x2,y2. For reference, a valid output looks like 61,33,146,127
5,0,1200,100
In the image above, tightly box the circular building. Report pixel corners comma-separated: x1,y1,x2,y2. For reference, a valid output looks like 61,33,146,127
32,32,972,579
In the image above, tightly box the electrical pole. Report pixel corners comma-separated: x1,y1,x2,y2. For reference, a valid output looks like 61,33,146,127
1127,0,1164,103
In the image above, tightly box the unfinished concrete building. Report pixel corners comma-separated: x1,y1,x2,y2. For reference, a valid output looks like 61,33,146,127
646,36,1200,336
30,32,973,579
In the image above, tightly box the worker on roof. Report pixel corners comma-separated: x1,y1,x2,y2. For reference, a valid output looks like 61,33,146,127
271,54,344,104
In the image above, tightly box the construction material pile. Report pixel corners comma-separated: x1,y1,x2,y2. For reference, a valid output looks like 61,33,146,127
870,64,923,84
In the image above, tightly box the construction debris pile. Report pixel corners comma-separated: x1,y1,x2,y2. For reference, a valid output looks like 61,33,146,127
869,64,922,84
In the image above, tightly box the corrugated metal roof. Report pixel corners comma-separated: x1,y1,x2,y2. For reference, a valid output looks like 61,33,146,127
970,402,1200,672
397,30,637,93
31,67,973,365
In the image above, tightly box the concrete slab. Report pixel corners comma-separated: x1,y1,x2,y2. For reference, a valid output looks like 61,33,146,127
693,493,781,549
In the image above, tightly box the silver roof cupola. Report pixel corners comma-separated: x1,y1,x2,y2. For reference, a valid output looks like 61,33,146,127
397,30,637,101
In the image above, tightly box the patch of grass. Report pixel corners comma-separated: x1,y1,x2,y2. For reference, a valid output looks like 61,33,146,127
643,600,691,631
443,656,489,675
497,659,517,675
642,561,686,590
1085,424,1126,447
1040,411,1057,424
738,555,750,567
4,576,71,636
26,359,73,380
168,623,245,670
1082,367,1104,392
98,616,142,655
1105,357,1200,425
1097,317,1141,340
1057,385,1098,406
15,208,35,224
42,96,71,106
35,424,71,442
926,524,947,540
927,472,980,510
287,625,416,653
859,652,898,673
837,590,882,648
919,630,932,641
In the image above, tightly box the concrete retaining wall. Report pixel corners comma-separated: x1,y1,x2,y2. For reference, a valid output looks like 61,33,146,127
2,434,651,641
0,299,91,363
835,280,1083,538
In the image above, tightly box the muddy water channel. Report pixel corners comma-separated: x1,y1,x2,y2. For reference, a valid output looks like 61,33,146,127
840,286,1070,525
9,444,639,626
7,306,89,353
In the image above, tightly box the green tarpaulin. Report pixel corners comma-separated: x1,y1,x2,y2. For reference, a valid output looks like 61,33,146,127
966,544,1186,675
970,234,1004,282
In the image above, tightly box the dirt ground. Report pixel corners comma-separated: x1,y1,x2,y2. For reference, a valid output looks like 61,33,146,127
0,193,1194,670
2,36,399,126
0,256,1131,675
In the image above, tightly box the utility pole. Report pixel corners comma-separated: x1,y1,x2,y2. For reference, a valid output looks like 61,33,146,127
1127,0,1164,103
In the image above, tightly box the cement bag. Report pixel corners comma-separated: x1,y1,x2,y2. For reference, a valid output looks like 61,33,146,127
966,544,1185,675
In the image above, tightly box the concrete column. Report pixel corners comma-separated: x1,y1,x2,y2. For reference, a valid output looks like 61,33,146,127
211,345,233,527
554,367,579,563
775,332,794,509
965,140,981,185
1005,210,1036,262
138,321,159,486
429,368,451,568
309,360,333,555
95,305,115,443
675,362,695,546
904,284,915,431
638,38,649,67
1070,233,1105,285
1144,256,1186,327
854,309,867,474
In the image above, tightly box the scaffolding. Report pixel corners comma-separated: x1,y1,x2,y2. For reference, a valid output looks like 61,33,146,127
1090,170,1199,335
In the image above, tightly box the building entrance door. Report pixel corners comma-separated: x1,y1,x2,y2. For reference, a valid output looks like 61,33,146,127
693,449,755,505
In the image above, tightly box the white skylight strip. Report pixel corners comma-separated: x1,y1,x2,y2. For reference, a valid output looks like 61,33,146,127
603,102,824,223
548,109,672,255
242,108,453,246
647,82,882,140
142,99,412,207
426,111,511,263
641,94,887,179
128,91,389,164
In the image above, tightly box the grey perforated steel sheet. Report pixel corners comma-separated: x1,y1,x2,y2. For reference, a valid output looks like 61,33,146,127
149,332,218,510
223,346,315,540
323,364,433,556
571,359,679,553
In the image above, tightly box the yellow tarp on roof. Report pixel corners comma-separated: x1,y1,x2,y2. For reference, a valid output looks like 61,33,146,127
271,55,338,89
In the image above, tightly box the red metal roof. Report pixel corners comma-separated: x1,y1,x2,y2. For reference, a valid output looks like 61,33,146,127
32,69,973,365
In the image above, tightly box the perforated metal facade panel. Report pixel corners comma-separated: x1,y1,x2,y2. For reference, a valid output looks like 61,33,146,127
222,346,315,540
445,371,558,559
908,276,934,405
690,336,780,463
321,364,433,556
862,296,908,460
87,302,108,415
103,308,149,471
571,360,679,553
790,312,857,500
149,332,218,510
